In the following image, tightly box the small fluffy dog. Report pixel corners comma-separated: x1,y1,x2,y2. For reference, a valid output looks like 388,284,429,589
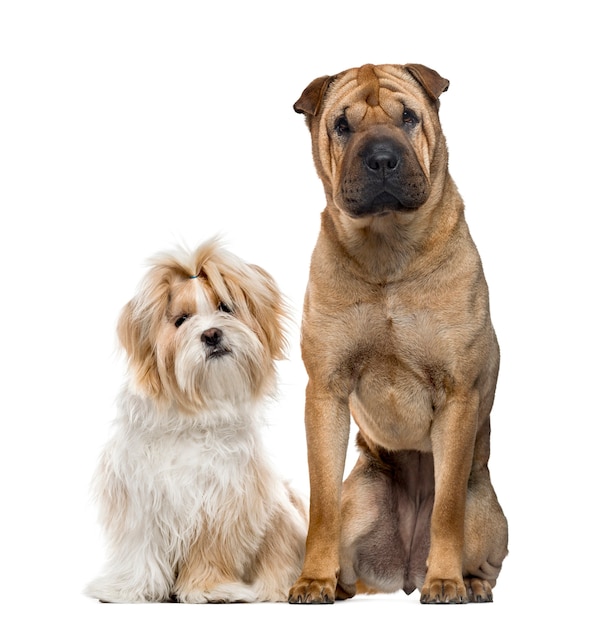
86,239,307,603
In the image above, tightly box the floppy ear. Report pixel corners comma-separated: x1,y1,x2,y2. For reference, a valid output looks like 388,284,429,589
246,265,290,362
293,74,336,116
405,63,450,104
117,267,172,397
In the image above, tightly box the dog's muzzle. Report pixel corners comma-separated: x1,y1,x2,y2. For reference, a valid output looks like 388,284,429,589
340,136,429,217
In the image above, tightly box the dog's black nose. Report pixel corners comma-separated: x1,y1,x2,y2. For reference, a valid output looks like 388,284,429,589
365,147,399,172
201,327,223,346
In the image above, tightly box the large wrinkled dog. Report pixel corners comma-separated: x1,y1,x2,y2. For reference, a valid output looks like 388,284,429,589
287,64,508,605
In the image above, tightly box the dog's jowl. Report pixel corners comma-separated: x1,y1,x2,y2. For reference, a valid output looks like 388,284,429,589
287,64,508,605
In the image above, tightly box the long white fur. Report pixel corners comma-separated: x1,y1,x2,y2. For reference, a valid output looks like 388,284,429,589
85,241,307,603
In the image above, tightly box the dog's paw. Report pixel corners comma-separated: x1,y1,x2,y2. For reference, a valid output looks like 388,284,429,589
334,580,356,601
420,577,469,604
85,577,169,603
177,582,261,604
464,577,493,603
288,577,336,604
175,589,210,604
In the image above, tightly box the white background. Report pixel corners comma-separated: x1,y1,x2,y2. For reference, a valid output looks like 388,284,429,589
1,1,594,624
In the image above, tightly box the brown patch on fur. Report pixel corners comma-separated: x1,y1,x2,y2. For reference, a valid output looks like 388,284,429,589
174,456,306,602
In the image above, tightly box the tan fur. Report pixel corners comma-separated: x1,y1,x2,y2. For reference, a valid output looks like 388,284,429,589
287,64,508,605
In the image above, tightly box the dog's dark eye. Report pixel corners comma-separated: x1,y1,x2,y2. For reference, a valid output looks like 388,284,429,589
218,302,233,314
334,115,351,136
174,315,189,328
402,108,419,126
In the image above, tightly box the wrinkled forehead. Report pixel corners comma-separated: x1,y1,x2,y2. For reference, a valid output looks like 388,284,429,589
324,65,424,120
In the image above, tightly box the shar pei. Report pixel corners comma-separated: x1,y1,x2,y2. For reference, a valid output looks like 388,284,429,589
287,63,508,605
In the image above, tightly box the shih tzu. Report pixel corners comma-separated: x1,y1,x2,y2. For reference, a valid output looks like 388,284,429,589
85,239,307,603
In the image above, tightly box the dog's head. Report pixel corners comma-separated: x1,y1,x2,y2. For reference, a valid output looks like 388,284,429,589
117,238,289,412
294,63,450,219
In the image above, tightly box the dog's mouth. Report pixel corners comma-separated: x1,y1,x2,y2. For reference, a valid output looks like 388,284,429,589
370,191,420,213
347,191,420,217
206,346,232,360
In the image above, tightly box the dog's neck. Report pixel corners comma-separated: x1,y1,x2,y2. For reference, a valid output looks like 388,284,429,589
320,174,465,284
117,387,265,437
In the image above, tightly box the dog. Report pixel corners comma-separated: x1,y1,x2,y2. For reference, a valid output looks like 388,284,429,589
287,63,508,605
85,238,307,603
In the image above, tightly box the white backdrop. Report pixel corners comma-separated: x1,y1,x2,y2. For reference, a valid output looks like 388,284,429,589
1,2,594,624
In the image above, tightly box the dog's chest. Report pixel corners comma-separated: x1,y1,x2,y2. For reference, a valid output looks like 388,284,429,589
118,425,259,515
345,301,458,450
333,294,455,375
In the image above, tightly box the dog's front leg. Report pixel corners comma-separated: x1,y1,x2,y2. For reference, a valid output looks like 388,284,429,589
288,382,351,604
420,388,479,604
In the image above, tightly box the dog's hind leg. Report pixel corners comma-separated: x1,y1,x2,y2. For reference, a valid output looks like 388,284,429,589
247,494,308,602
175,489,307,603
452,414,509,603
461,464,508,602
